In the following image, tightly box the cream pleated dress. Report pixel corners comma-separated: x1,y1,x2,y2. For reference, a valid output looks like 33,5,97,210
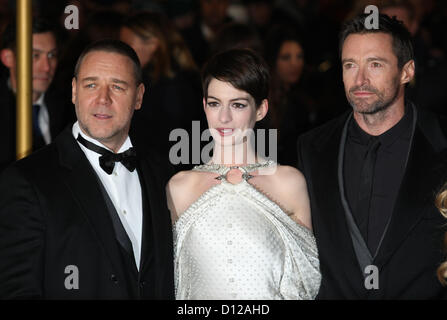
174,161,321,299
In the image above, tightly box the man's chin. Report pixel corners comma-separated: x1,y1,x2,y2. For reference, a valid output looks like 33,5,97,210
350,98,381,114
33,84,50,94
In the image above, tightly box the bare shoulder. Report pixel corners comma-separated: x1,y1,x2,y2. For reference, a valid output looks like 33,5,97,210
166,169,218,222
167,170,197,190
257,165,312,229
166,170,200,222
270,165,307,190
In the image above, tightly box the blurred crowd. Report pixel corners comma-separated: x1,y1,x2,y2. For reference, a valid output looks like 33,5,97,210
1,0,447,168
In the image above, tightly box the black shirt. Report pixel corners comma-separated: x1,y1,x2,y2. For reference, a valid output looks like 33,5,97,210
344,104,414,255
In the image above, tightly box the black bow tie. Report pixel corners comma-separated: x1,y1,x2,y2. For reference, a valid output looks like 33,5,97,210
76,134,137,175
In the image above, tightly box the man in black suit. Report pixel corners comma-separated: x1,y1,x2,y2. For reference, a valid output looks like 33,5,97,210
0,40,174,299
0,18,74,172
297,14,447,299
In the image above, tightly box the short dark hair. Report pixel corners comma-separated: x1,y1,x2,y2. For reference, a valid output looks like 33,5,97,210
73,39,143,85
339,13,414,69
201,48,270,108
1,17,59,50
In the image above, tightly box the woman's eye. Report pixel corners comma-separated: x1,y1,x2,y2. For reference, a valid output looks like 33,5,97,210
233,103,246,109
207,102,218,107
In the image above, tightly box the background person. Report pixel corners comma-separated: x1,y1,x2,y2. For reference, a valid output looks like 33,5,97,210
119,11,203,168
0,18,74,172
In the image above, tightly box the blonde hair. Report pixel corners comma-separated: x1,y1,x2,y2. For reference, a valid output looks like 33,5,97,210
122,11,197,81
435,184,447,285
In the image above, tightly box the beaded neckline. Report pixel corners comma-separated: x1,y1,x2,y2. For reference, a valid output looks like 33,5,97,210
193,160,276,181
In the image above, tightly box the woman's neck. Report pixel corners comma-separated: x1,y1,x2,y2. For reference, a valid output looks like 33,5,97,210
211,140,258,167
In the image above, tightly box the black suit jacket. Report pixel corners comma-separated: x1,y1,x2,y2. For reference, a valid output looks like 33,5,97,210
297,106,447,299
0,75,75,173
0,127,174,299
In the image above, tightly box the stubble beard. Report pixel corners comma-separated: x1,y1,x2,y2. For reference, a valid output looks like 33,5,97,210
347,76,401,117
78,120,127,150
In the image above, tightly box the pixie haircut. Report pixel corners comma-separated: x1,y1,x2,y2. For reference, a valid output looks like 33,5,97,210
201,48,270,108
339,13,414,69
73,39,143,85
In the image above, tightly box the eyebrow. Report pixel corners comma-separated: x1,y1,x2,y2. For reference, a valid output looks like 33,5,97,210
207,95,250,102
366,57,390,63
32,48,58,53
81,77,129,86
111,78,129,86
341,57,390,64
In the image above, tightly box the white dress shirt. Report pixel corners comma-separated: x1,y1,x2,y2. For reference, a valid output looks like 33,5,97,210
72,122,143,270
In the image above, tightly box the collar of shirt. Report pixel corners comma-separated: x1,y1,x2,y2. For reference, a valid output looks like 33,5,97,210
348,102,413,149
7,77,12,91
35,93,51,144
72,121,134,174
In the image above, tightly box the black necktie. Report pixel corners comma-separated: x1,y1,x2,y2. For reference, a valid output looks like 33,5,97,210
76,134,137,175
32,104,45,150
356,136,381,249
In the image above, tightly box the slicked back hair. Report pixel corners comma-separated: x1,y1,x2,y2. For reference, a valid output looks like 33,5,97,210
339,13,414,69
73,39,143,86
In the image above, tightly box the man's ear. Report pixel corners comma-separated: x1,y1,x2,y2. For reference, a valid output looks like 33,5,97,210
135,83,145,110
71,77,77,105
400,59,415,85
256,99,268,122
0,49,15,69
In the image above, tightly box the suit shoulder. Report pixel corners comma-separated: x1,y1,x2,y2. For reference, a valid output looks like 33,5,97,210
141,148,175,181
298,111,350,144
9,144,58,176
416,107,447,151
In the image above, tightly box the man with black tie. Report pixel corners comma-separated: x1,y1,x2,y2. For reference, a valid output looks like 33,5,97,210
0,40,174,299
297,14,447,299
0,18,73,172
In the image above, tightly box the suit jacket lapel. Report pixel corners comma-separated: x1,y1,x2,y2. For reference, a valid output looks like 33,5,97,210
137,157,165,275
55,127,128,281
309,112,366,295
374,126,447,268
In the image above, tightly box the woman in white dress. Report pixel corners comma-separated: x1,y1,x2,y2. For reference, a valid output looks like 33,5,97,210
166,49,321,300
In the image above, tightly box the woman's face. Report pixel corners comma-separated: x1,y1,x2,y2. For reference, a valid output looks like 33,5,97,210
276,40,304,86
119,27,160,68
204,78,267,146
